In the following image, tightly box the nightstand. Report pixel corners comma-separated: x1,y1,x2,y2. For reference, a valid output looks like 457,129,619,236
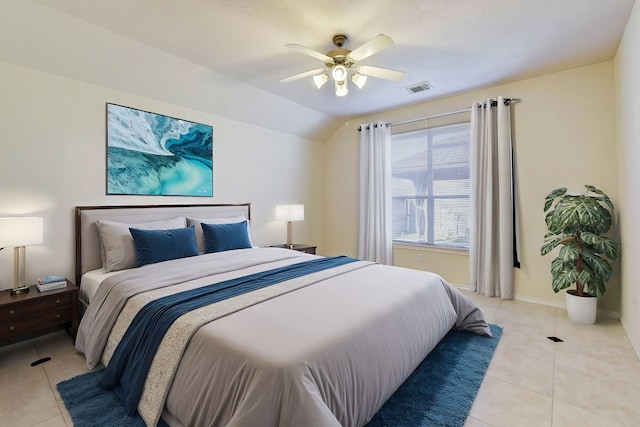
269,244,317,255
0,280,79,347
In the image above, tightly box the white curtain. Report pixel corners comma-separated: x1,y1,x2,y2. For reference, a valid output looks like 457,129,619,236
470,97,516,298
358,121,392,265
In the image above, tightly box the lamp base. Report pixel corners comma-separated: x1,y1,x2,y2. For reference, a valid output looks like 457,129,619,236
10,285,30,296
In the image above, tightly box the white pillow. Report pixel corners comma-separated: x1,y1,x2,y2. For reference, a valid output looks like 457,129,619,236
96,217,187,272
187,216,253,254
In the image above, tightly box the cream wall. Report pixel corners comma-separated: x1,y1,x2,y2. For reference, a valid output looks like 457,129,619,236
614,0,640,356
325,61,620,312
393,245,470,285
0,61,325,291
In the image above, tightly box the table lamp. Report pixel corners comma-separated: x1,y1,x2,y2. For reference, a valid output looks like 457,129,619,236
0,217,44,295
275,205,304,248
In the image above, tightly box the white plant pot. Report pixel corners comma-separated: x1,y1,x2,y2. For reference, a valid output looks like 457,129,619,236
565,290,597,324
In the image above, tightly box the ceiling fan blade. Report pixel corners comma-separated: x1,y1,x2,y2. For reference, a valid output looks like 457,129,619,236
285,44,333,63
347,34,394,62
279,68,327,83
357,65,405,81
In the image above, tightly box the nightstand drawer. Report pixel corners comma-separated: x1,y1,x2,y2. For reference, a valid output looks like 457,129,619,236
0,292,72,321
0,307,73,339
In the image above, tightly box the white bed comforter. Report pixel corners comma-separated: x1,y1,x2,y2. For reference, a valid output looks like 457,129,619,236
76,248,490,427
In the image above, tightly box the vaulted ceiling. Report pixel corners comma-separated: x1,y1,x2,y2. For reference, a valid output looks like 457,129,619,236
2,0,636,140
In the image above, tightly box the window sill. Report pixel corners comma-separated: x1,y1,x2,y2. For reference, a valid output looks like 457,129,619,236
392,242,469,256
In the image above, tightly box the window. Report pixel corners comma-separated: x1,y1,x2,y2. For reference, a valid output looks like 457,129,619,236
391,122,471,248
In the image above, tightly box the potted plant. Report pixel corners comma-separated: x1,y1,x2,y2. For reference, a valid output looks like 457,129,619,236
540,185,620,323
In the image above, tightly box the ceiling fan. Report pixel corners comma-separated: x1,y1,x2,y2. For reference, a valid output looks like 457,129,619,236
280,34,405,97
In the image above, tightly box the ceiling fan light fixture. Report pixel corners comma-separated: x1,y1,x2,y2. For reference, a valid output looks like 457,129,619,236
331,65,348,83
335,79,348,97
313,73,329,89
351,73,368,89
282,34,403,98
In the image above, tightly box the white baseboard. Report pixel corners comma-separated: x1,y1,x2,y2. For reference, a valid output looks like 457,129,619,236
516,295,621,319
513,294,564,309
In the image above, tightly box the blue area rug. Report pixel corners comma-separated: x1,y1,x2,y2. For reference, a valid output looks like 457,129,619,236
57,324,501,427
366,323,502,427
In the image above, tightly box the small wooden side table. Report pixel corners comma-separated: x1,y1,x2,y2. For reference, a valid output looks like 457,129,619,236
0,280,79,347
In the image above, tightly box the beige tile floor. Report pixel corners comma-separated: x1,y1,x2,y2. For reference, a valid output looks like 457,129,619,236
1,291,639,427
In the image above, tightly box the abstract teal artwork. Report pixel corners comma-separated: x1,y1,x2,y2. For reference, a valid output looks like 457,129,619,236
106,103,213,196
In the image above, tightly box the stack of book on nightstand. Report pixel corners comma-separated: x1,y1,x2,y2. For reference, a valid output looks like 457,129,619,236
36,275,67,292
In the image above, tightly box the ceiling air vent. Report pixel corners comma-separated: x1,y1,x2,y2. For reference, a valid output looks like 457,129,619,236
404,82,431,94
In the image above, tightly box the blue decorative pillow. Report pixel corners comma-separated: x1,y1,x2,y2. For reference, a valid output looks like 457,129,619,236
129,226,198,267
201,221,252,253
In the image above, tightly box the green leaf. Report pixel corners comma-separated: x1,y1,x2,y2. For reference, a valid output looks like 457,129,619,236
558,243,579,263
580,231,601,246
602,238,620,260
552,268,578,293
585,184,601,194
585,185,614,209
551,257,565,276
586,277,607,297
581,232,620,259
545,211,560,233
581,248,613,281
549,196,612,234
544,188,567,212
541,234,569,256
577,268,593,285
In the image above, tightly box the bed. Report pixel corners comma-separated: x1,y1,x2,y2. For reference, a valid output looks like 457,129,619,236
74,204,491,427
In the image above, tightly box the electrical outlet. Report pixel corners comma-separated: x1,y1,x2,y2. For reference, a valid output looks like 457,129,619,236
417,253,424,263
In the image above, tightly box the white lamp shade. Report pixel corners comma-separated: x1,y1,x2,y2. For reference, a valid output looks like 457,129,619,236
275,205,304,222
334,80,348,97
0,217,44,247
331,65,348,83
313,73,329,89
351,73,368,89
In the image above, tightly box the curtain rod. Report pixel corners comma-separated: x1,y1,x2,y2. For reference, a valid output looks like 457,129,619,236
358,98,520,131
389,97,520,128
390,108,471,127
